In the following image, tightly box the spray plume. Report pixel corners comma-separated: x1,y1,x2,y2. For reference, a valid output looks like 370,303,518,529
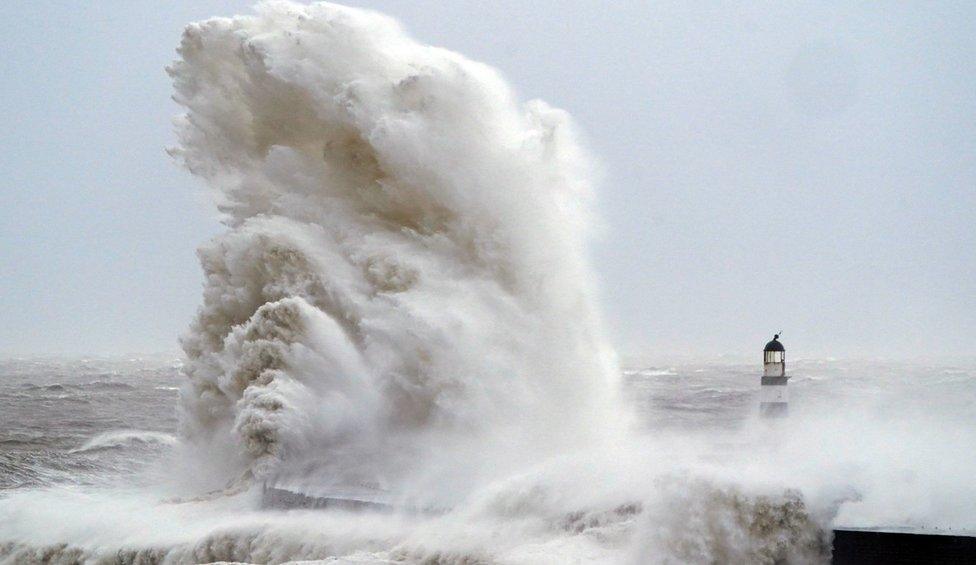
169,0,622,497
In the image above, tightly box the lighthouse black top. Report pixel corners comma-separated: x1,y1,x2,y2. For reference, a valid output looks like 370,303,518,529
764,335,785,352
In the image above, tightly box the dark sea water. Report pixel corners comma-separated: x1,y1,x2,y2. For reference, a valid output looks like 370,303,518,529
0,356,181,491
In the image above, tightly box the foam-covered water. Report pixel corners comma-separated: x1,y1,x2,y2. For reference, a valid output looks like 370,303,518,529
2,2,974,563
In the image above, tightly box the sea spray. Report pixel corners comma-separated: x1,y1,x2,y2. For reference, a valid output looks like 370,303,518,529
169,0,623,497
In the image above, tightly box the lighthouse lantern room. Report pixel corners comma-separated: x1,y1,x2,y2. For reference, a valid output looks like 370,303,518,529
763,334,786,377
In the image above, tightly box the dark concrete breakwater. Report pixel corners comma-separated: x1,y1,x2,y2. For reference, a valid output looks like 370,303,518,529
832,528,976,564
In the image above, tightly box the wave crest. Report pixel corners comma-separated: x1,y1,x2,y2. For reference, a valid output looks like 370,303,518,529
70,430,177,454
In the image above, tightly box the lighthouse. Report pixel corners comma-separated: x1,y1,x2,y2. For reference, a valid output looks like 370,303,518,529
760,334,789,417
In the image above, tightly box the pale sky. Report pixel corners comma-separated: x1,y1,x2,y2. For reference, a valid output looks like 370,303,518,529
1,1,973,359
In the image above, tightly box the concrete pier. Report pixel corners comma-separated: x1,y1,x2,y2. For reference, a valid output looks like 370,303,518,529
261,483,393,512
832,528,976,564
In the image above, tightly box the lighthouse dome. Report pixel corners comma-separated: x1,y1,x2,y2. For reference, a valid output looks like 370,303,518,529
764,335,785,352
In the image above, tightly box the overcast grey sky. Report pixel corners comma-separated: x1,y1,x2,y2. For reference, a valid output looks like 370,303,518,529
1,1,973,359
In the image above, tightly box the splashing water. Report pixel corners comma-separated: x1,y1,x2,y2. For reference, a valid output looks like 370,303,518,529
2,3,973,564
168,0,624,499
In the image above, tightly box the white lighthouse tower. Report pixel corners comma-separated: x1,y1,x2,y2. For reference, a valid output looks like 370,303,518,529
760,334,789,417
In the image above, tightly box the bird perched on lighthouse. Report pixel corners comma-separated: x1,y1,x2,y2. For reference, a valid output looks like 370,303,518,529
760,334,789,417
